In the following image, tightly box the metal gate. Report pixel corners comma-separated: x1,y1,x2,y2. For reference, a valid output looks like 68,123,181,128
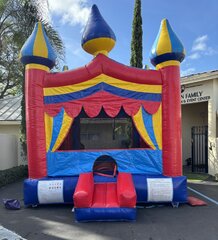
191,126,208,173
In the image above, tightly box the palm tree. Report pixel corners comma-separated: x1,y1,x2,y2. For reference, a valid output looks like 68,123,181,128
0,0,65,156
0,0,65,98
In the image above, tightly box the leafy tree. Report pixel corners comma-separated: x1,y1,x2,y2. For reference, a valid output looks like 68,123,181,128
130,0,143,68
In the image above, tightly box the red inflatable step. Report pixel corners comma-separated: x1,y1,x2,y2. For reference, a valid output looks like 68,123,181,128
187,196,207,206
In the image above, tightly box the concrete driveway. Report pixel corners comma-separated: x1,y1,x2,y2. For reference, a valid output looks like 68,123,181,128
0,180,218,240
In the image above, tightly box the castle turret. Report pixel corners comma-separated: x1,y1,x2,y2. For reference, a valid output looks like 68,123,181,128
81,4,116,56
150,19,185,69
150,19,185,177
20,22,56,70
20,22,56,178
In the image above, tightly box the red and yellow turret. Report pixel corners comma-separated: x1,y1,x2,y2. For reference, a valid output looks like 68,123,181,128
150,19,185,176
20,22,56,178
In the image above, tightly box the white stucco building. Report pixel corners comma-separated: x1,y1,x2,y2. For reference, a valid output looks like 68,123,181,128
181,70,218,176
0,95,25,170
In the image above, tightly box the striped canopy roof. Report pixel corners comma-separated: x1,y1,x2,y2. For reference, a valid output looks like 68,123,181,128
43,55,162,118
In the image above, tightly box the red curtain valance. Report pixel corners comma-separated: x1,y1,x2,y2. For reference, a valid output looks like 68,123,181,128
44,92,161,118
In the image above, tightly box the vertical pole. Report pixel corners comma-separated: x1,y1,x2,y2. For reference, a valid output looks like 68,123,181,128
205,126,208,173
191,127,194,173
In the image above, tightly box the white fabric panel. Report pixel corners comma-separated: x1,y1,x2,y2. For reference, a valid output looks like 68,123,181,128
147,178,173,202
38,180,64,204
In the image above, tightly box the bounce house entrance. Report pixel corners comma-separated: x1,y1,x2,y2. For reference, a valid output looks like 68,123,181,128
21,3,187,223
59,107,150,151
93,155,117,177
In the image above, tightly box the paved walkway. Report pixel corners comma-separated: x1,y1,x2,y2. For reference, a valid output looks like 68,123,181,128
0,180,218,240
0,226,26,240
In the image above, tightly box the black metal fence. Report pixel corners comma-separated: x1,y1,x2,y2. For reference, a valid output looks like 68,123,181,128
191,126,208,173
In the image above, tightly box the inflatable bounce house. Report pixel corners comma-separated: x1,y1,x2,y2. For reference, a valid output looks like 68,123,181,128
20,5,187,222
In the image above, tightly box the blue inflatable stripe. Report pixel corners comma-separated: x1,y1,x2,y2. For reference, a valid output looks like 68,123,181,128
47,149,162,176
23,179,39,205
44,83,162,104
23,176,78,206
132,175,187,203
20,56,55,68
141,107,159,149
49,108,64,151
74,208,136,222
20,24,38,57
150,25,161,59
166,20,184,53
81,5,116,45
150,52,185,66
44,83,101,104
23,175,187,206
104,84,161,101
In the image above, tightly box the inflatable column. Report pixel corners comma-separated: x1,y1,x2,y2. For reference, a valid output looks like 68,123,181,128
150,19,185,176
20,22,56,178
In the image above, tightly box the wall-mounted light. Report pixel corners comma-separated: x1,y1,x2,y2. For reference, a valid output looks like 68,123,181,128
209,142,215,151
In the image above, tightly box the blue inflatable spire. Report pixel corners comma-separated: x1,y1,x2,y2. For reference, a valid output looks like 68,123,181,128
81,4,116,56
150,19,185,68
20,22,56,69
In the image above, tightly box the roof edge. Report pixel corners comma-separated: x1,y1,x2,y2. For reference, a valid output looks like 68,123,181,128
181,70,218,84
44,54,162,88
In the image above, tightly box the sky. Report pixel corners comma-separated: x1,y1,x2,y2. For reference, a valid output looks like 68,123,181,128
47,0,218,76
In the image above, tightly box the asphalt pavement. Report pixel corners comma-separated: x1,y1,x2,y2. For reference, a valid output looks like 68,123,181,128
0,180,218,240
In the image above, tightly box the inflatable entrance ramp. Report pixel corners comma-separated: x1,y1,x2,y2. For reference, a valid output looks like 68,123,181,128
73,172,136,222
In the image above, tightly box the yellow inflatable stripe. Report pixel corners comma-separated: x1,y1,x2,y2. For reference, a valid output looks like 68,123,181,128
152,104,162,150
156,20,171,56
83,37,116,56
133,107,156,150
156,60,180,70
33,22,48,58
44,74,162,96
26,64,49,72
51,111,73,152
44,113,53,152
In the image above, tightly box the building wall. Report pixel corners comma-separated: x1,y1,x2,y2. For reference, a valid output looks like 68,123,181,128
215,79,218,151
182,102,208,165
208,78,218,175
0,123,26,170
0,124,19,135
181,74,218,176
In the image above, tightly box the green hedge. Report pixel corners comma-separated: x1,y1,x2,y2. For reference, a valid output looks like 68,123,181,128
0,165,28,188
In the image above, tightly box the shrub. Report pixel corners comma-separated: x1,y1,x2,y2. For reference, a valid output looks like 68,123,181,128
0,165,28,188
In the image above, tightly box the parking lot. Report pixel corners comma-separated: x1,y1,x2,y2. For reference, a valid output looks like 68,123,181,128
0,180,218,240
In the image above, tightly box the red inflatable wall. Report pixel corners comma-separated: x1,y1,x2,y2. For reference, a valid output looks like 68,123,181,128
25,68,47,178
161,65,182,176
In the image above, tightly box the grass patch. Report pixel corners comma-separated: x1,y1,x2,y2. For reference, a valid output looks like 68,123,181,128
0,165,28,188
184,172,214,181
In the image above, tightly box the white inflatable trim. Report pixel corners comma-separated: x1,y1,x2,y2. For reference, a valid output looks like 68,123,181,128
147,178,173,202
37,180,64,204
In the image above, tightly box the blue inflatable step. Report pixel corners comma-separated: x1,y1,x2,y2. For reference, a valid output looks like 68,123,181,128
74,208,136,222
